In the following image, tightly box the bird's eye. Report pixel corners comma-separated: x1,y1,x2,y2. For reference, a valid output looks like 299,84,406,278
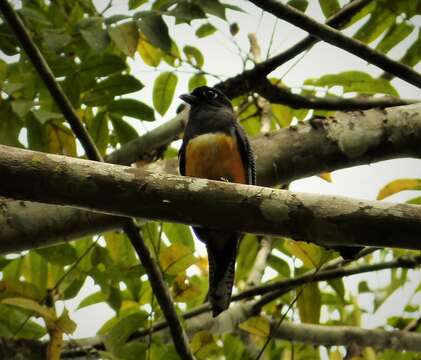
205,89,218,99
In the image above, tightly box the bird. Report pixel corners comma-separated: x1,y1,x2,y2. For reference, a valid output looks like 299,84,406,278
178,86,255,317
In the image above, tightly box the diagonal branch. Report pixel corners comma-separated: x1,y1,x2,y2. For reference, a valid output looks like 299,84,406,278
0,1,194,358
60,255,421,357
1,102,421,253
248,0,421,89
1,144,421,250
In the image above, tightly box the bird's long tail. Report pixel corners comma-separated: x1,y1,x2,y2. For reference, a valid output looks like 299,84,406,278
194,228,239,317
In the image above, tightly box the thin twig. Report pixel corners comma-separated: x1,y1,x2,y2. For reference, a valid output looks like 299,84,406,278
248,0,421,89
61,255,421,357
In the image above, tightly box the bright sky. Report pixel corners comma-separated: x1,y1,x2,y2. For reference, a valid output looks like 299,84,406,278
28,0,421,349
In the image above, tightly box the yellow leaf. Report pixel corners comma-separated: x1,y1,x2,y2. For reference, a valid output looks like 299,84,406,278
297,282,321,324
138,34,162,67
239,316,270,337
2,297,56,321
47,123,76,156
56,308,77,335
191,330,219,359
284,239,323,268
195,256,209,275
318,172,332,183
329,350,342,360
377,178,421,200
159,243,196,276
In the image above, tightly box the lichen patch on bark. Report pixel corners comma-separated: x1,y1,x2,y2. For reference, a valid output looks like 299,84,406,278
325,110,383,158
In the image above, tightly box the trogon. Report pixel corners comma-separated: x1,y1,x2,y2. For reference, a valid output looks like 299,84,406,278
179,86,256,317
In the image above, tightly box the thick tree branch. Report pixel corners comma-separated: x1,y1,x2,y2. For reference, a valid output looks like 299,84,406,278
248,0,421,89
271,321,421,351
0,2,194,358
1,145,421,250
61,255,421,357
1,102,421,252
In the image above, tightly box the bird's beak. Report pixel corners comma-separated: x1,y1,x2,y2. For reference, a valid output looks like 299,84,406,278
180,93,197,105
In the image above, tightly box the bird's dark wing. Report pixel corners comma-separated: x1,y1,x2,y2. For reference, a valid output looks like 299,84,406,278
233,122,256,185
178,142,186,176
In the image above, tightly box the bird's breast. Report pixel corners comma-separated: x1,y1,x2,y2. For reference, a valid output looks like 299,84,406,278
185,133,246,183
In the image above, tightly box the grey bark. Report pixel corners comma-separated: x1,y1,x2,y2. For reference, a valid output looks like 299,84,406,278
1,103,421,253
0,143,421,251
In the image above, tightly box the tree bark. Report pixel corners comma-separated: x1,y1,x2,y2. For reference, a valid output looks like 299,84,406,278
0,144,421,251
1,103,421,253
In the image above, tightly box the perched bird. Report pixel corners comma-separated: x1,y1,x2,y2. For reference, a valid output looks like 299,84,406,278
179,86,255,317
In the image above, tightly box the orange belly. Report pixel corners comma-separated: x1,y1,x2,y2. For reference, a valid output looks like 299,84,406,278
185,133,246,183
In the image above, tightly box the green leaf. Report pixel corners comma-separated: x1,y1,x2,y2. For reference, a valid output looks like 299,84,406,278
223,334,247,360
319,0,340,18
196,23,217,38
0,280,42,301
236,234,259,282
78,17,109,51
11,100,32,118
287,0,308,12
103,311,148,353
190,330,220,359
23,252,48,295
271,103,294,128
129,0,147,10
78,291,107,309
159,243,196,276
56,308,77,335
42,30,72,52
163,40,181,67
188,73,207,92
400,29,421,68
307,71,398,96
2,298,56,321
198,0,227,19
284,240,325,268
46,123,77,156
81,54,127,78
239,316,270,337
87,111,109,155
163,223,194,250
0,101,22,147
267,254,290,278
108,22,139,57
377,179,421,200
110,115,139,144
138,14,171,52
137,33,163,67
297,282,321,324
167,2,206,24
183,45,204,68
83,75,144,106
376,21,414,54
407,196,421,205
32,109,63,124
327,278,345,302
104,231,138,267
35,243,78,266
108,99,155,121
153,71,178,116
105,15,131,25
0,23,19,55
0,303,47,339
353,7,395,44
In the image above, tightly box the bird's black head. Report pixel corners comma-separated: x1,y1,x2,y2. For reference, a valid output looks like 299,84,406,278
180,86,232,109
